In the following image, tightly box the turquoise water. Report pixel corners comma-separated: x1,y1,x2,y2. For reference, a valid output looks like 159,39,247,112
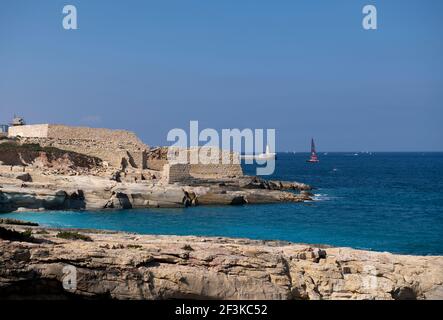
2,153,443,255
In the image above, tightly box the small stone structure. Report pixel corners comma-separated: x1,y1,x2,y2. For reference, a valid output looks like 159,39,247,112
162,147,243,183
146,147,243,183
10,116,26,126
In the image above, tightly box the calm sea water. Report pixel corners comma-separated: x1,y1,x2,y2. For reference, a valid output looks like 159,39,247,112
3,153,443,255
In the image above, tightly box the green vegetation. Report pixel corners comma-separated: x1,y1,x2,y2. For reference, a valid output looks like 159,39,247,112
0,142,62,153
0,218,39,226
36,229,49,235
56,231,92,242
0,141,102,167
0,226,36,242
181,244,194,251
22,228,33,238
127,244,142,249
0,141,101,162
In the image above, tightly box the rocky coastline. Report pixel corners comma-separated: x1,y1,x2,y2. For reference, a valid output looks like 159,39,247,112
2,131,441,301
1,221,442,300
0,174,312,213
0,138,311,213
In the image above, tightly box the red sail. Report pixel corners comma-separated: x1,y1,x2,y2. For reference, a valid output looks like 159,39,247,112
307,138,319,163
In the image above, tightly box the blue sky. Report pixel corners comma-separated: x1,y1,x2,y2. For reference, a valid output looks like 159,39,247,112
0,0,442,151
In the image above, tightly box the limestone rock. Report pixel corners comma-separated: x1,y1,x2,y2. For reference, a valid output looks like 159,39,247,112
15,173,32,182
0,226,442,300
0,170,312,212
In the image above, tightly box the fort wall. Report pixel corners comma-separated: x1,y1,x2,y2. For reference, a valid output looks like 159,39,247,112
7,125,244,181
8,124,148,169
45,125,146,148
164,163,243,184
8,124,49,138
162,147,243,183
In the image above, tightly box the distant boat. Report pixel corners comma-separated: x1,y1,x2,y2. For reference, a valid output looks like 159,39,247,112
241,145,276,161
307,138,320,163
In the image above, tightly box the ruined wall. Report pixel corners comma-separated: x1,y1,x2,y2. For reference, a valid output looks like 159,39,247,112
162,147,243,183
162,162,244,184
8,124,149,169
164,163,243,183
190,163,243,178
17,137,145,169
147,159,168,171
7,125,244,179
163,163,191,183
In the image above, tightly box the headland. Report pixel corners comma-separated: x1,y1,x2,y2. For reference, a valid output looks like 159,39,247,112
0,122,311,212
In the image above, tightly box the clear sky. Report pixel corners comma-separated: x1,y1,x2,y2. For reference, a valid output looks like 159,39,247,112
1,0,442,152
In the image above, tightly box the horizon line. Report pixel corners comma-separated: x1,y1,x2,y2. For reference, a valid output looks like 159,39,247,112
273,150,443,153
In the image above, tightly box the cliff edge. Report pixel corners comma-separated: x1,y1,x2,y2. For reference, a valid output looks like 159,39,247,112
1,224,442,300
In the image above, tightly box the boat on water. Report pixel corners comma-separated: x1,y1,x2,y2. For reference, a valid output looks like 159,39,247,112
307,138,319,163
241,145,276,161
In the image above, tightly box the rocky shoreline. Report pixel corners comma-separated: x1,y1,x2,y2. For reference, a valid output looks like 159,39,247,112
2,132,442,301
1,222,442,300
0,173,312,212
0,138,312,212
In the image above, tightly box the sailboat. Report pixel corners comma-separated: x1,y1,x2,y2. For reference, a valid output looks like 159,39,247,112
259,145,276,160
306,138,319,163
241,145,276,161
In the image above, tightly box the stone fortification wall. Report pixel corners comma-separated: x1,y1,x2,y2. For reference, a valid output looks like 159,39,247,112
46,125,146,149
9,124,146,149
7,125,243,180
162,147,243,183
8,124,49,138
164,163,243,184
188,163,243,179
17,137,145,169
163,163,191,183
8,124,149,169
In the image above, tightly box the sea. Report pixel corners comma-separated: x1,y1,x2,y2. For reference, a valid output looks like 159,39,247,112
2,152,443,255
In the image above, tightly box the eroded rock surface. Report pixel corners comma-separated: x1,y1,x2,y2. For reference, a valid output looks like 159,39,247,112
0,175,311,212
1,226,442,300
